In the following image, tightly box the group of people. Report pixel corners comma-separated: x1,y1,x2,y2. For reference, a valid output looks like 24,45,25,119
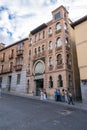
40,89,47,100
40,88,74,105
54,88,74,105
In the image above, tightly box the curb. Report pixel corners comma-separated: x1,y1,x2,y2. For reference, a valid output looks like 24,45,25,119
2,92,87,111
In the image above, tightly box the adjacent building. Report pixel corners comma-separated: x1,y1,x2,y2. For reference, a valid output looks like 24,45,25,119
0,5,82,100
72,15,87,102
0,38,29,93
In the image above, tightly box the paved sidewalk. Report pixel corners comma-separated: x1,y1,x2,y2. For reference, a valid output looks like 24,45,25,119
2,91,87,111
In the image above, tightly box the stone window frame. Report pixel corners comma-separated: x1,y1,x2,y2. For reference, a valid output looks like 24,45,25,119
66,54,71,65
56,37,62,47
58,74,63,87
56,22,61,31
57,54,62,65
49,76,53,88
49,41,53,50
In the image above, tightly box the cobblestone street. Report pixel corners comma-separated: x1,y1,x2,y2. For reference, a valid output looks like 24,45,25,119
0,94,87,130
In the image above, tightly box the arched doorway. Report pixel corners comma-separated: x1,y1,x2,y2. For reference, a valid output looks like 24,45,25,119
34,60,45,96
35,79,43,96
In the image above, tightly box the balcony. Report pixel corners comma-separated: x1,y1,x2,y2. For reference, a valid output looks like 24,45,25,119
56,64,63,69
16,49,23,56
55,46,62,52
9,54,14,59
55,29,61,34
49,65,53,71
15,64,23,71
0,68,13,74
33,51,45,60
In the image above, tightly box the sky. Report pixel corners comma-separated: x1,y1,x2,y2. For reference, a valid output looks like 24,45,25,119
0,0,87,46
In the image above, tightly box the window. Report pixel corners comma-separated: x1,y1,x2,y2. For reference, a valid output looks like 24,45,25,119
42,45,44,51
56,22,61,31
68,75,72,87
49,76,53,88
35,62,44,74
11,49,14,56
49,41,53,50
27,80,30,91
64,12,67,19
57,54,62,65
38,47,40,53
17,74,21,84
10,62,13,70
2,53,5,61
67,54,71,65
30,38,32,44
56,37,62,47
65,38,70,47
35,35,37,42
54,12,60,20
35,48,37,54
58,75,63,87
43,31,45,39
17,43,23,50
49,27,52,35
65,38,68,45
39,33,42,40
27,64,30,75
49,57,52,66
64,23,68,30
16,57,23,65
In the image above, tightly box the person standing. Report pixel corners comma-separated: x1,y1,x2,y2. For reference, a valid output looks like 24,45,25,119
61,89,65,102
40,90,44,100
44,91,47,100
54,89,57,101
57,89,60,101
64,90,68,103
68,91,74,105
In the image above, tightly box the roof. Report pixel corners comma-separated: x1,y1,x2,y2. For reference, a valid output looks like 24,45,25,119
52,5,68,14
71,15,87,27
0,38,28,51
30,23,47,35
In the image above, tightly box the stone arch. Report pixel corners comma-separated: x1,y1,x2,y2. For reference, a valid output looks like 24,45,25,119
33,60,45,75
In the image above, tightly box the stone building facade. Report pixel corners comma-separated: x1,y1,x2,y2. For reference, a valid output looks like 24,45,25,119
0,6,81,100
26,6,81,100
0,38,29,93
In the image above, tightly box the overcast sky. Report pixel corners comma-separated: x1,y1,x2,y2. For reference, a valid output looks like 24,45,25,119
0,0,87,46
